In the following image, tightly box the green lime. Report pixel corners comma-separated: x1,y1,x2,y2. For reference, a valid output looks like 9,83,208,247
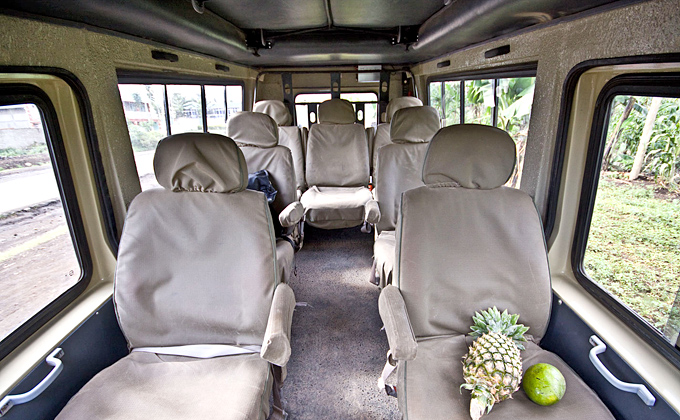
522,363,566,406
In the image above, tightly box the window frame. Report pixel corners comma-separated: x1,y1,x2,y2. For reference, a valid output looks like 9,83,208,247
116,70,245,136
426,63,537,124
0,84,92,360
572,72,680,369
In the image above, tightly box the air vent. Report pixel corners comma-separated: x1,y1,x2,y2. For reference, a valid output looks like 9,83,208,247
484,45,510,59
215,64,230,73
151,50,179,62
437,60,450,68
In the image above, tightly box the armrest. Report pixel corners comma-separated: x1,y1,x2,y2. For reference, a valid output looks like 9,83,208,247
378,285,417,361
279,201,304,227
364,199,381,225
261,283,296,366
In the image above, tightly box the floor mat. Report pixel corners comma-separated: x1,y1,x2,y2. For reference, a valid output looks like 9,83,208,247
284,226,400,419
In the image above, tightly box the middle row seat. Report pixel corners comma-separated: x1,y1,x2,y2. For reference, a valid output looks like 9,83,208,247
227,111,304,282
300,98,377,230
370,105,441,287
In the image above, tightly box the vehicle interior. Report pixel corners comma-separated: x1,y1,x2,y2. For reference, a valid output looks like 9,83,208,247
0,0,679,419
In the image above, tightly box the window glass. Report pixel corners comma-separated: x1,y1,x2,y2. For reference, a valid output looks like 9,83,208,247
167,85,203,134
584,95,680,345
119,82,243,191
497,77,535,187
296,93,331,104
443,81,461,127
464,79,493,125
206,85,227,135
428,76,536,187
340,92,377,102
294,92,378,129
0,103,81,342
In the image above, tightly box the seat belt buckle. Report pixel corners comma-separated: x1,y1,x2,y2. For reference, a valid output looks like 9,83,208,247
384,384,397,397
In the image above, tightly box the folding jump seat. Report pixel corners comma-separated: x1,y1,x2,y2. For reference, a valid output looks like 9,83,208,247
378,125,613,419
228,111,304,276
370,96,423,174
300,98,378,229
56,133,296,420
369,106,440,287
253,100,307,193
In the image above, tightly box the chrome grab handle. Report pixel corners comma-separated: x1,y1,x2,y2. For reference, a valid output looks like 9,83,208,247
588,335,655,407
0,348,64,417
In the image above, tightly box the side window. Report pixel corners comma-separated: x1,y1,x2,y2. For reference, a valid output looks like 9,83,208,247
428,76,536,187
118,81,244,191
582,94,680,348
0,101,84,354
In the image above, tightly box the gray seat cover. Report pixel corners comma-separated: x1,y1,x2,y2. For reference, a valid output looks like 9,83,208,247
57,133,280,420
371,96,423,173
253,100,306,191
228,111,297,236
392,124,612,419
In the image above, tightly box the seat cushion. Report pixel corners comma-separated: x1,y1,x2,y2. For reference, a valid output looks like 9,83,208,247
398,335,613,420
300,186,372,229
374,230,396,287
56,352,273,420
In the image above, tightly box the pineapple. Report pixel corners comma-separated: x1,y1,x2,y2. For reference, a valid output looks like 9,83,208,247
460,307,529,420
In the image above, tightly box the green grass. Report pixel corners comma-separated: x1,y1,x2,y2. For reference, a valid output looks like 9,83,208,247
0,143,47,158
584,173,680,337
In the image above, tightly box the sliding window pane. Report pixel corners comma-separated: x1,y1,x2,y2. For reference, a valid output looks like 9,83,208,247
443,81,461,126
226,85,243,119
496,77,536,188
464,79,493,125
118,84,167,191
167,85,203,134
429,82,442,120
206,85,227,135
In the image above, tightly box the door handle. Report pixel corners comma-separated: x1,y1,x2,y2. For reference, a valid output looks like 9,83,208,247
0,348,64,417
589,335,655,406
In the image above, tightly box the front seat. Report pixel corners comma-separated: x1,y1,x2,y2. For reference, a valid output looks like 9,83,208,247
378,125,613,419
300,98,377,229
253,99,307,193
56,133,296,420
370,105,440,287
370,96,423,174
228,111,303,277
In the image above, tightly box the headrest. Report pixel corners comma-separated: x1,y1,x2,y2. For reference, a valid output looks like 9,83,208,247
318,99,356,124
384,96,423,123
154,133,248,193
422,124,516,189
390,106,440,143
227,111,279,148
253,100,292,126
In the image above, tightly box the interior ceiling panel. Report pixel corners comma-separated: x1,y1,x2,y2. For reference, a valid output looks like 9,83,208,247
0,0,640,67
329,0,445,28
206,0,327,30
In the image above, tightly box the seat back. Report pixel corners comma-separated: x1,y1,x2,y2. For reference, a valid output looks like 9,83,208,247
228,111,297,235
306,98,369,187
253,100,306,191
371,96,423,172
395,125,551,341
115,133,278,350
375,106,439,232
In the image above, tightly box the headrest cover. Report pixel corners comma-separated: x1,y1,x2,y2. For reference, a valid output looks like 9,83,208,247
227,111,279,148
385,96,423,122
253,100,292,126
422,124,516,189
318,98,356,124
390,106,440,143
154,133,248,193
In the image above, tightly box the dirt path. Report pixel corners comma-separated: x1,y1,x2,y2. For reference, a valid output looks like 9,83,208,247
0,202,80,341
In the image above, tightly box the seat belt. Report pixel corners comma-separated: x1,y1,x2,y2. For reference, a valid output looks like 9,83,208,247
377,351,398,397
132,344,262,359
